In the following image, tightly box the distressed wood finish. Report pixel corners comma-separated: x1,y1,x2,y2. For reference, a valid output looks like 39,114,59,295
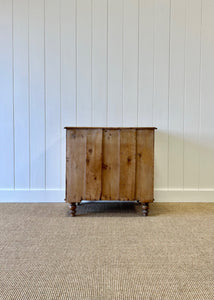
65,127,156,216
101,129,120,200
136,129,154,202
66,129,86,202
85,129,102,200
119,129,136,200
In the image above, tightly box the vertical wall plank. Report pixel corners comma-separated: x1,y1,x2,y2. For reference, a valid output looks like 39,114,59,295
61,0,76,188
138,0,155,126
101,130,120,200
199,0,214,188
153,0,170,189
183,0,201,189
45,0,61,189
92,0,107,126
0,0,14,188
76,0,92,126
168,0,186,188
108,0,123,126
29,0,45,189
123,0,138,127
119,129,136,200
13,0,29,188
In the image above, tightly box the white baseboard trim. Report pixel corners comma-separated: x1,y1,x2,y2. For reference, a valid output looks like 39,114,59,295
0,189,214,203
154,189,214,202
0,190,65,203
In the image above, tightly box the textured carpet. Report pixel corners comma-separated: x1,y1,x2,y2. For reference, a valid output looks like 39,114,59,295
0,202,213,300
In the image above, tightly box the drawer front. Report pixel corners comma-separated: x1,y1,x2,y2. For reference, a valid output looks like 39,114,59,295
66,128,154,202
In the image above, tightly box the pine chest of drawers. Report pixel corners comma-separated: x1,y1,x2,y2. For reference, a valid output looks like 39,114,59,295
65,127,156,216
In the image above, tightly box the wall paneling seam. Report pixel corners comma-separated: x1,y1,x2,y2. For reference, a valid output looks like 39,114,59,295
122,0,124,126
167,0,172,190
106,0,109,126
152,0,155,127
44,0,47,189
28,0,31,189
91,0,93,126
136,0,140,126
59,0,62,188
183,0,187,190
198,0,203,190
12,0,15,190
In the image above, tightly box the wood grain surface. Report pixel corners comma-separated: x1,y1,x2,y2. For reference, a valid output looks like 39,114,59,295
136,129,154,202
119,129,136,200
85,129,102,200
65,128,155,203
66,129,86,202
101,129,120,200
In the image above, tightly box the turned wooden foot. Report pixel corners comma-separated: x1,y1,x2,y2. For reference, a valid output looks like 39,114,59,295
70,203,76,217
142,203,149,216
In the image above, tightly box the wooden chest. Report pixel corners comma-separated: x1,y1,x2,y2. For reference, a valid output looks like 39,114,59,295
65,127,156,216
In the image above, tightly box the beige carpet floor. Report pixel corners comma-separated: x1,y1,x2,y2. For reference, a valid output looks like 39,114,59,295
0,202,213,300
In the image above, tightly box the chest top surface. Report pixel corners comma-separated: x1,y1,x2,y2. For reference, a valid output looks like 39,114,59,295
65,127,157,130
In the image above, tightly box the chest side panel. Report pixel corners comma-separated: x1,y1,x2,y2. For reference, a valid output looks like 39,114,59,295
135,129,154,201
66,129,86,202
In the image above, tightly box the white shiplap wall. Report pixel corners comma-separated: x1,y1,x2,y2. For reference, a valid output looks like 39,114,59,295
1,0,214,202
